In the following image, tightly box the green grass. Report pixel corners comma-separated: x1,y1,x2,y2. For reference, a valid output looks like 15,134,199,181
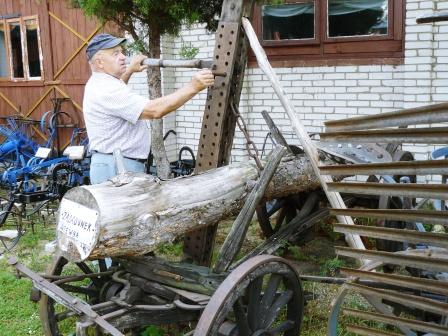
0,210,399,336
0,214,56,335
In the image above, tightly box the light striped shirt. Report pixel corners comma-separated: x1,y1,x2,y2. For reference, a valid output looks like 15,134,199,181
83,72,151,159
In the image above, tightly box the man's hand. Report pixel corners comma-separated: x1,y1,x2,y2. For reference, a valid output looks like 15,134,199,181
128,54,148,73
191,70,215,92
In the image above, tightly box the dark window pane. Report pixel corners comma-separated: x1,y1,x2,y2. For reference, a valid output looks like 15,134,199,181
328,0,388,37
262,2,315,41
0,23,8,78
25,19,41,78
9,22,24,78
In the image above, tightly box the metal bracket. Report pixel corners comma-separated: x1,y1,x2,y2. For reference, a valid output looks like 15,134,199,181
8,256,124,336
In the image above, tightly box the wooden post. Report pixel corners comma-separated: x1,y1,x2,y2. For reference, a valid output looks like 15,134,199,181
241,18,366,254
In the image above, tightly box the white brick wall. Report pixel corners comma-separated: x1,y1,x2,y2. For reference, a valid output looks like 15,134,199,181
129,0,448,169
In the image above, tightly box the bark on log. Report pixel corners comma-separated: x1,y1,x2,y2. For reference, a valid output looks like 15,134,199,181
57,154,323,262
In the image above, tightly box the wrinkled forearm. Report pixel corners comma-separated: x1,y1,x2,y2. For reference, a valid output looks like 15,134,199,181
140,83,201,119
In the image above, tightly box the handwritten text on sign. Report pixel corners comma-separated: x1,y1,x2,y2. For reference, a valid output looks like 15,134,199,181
57,199,98,259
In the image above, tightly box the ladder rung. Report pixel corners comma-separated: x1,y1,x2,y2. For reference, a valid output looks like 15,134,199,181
346,282,448,316
346,324,404,336
319,160,448,176
335,247,448,273
319,127,448,144
330,209,448,226
333,224,448,249
344,308,448,336
340,268,448,296
327,182,448,200
324,102,448,132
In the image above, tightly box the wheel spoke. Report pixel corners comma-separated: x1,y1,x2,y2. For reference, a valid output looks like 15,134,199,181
247,276,263,329
0,237,9,251
259,274,282,321
234,298,251,335
55,309,75,322
76,262,94,274
263,289,293,328
194,256,303,336
98,259,108,273
76,262,103,287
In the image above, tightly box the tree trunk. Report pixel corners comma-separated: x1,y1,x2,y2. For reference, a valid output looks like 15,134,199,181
57,154,323,262
147,28,172,179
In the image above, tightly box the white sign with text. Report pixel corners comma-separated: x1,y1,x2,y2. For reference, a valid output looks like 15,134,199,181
57,199,99,260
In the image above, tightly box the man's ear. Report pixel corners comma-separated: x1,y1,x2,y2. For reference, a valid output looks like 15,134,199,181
94,56,104,69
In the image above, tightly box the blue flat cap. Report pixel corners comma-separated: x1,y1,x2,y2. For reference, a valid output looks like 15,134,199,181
86,33,126,60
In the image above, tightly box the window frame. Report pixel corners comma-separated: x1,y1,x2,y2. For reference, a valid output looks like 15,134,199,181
252,0,404,66
0,15,44,82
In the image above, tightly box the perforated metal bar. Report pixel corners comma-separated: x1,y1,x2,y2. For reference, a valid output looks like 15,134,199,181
183,0,251,266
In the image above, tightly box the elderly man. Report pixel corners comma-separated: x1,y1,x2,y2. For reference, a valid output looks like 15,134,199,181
83,33,214,184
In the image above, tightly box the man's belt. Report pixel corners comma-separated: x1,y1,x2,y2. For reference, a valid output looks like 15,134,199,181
90,151,147,164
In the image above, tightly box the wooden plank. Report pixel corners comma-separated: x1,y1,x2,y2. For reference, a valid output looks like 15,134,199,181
242,17,366,255
213,146,286,273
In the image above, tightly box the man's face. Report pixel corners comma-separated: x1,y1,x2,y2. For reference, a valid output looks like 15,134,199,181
93,45,126,78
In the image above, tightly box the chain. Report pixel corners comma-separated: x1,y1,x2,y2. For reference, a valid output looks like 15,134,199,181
230,103,263,171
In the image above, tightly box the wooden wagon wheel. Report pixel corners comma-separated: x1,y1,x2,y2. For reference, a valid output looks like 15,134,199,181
194,255,304,336
0,196,24,254
256,191,320,240
40,255,118,336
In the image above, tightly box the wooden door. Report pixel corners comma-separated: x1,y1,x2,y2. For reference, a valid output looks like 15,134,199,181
0,0,110,147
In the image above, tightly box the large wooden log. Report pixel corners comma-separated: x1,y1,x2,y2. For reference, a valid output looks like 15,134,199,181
57,154,323,262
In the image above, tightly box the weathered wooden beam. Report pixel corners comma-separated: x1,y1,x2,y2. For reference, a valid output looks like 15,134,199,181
56,154,323,262
213,145,286,273
242,18,365,255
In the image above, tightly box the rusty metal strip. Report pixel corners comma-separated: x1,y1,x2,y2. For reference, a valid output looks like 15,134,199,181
319,127,448,144
346,282,448,316
327,182,448,200
325,101,448,132
195,22,240,171
346,324,403,336
334,224,448,249
340,268,448,296
330,209,448,226
319,159,448,176
54,24,102,80
344,309,448,336
48,11,87,42
0,92,20,113
336,247,448,273
183,7,245,266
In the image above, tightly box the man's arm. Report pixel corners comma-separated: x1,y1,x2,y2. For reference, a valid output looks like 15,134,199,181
121,55,148,84
139,70,215,120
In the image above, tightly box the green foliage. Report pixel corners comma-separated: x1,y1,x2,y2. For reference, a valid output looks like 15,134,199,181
320,257,345,277
140,325,165,336
74,0,224,48
155,241,183,258
285,243,308,261
0,220,56,335
179,42,200,59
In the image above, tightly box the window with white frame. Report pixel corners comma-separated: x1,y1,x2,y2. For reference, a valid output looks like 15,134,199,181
0,16,43,81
